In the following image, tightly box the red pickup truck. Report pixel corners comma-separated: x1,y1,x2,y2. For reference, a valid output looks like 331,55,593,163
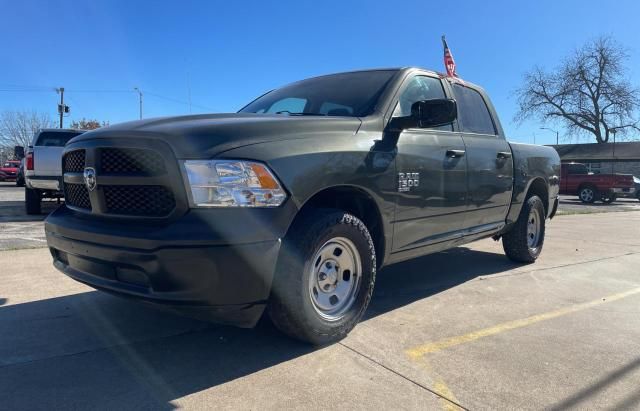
560,163,635,203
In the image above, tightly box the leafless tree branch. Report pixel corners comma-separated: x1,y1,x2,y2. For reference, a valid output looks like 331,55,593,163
515,36,640,143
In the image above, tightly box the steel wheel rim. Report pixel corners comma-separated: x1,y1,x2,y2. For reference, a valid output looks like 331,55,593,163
527,208,541,250
308,237,362,321
581,188,593,202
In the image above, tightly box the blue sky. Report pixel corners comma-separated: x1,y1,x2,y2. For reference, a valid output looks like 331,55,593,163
1,0,639,145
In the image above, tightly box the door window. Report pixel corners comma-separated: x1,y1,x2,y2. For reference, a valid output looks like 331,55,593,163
452,84,496,135
393,76,452,131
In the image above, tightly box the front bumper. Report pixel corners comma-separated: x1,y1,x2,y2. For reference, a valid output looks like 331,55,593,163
45,203,296,327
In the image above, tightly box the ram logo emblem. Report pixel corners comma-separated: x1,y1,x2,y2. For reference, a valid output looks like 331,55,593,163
83,167,97,192
398,172,419,192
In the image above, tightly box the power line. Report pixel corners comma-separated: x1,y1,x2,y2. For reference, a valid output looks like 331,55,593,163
0,86,214,111
144,91,214,111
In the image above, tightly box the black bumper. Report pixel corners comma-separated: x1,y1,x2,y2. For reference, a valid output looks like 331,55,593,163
45,204,296,327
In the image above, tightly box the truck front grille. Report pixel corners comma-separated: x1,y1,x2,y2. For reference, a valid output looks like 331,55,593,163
63,150,86,173
100,148,166,175
64,183,91,210
62,141,184,219
103,185,175,216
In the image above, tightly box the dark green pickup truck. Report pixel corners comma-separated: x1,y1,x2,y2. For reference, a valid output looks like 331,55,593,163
45,68,560,344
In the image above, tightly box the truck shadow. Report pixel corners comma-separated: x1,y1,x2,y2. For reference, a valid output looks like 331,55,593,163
0,200,60,223
1,247,518,409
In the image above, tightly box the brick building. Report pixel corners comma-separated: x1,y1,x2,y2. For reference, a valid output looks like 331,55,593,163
550,141,640,176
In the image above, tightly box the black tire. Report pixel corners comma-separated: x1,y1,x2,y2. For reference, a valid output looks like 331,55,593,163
25,187,42,215
578,185,597,203
268,209,376,345
502,195,545,263
602,194,616,204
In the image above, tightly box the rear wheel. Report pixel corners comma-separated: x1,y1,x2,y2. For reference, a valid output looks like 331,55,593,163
502,195,545,263
268,209,376,345
25,187,42,215
602,194,616,204
578,186,596,203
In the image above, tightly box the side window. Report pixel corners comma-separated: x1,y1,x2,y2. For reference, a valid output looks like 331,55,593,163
393,76,452,131
567,164,588,175
265,97,307,114
452,84,496,135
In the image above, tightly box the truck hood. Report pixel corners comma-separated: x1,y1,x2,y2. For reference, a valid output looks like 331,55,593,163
68,113,362,158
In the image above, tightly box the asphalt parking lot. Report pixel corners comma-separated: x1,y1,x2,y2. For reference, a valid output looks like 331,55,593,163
2,181,640,410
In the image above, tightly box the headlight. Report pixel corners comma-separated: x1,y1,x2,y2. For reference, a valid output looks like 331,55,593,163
182,160,287,207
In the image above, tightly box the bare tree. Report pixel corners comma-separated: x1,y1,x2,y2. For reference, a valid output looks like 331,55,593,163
516,36,640,143
0,110,56,148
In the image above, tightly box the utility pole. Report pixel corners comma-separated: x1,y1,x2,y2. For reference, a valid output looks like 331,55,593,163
134,87,143,119
56,87,67,128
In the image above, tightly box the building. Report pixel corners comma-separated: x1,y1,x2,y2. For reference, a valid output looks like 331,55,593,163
550,141,640,176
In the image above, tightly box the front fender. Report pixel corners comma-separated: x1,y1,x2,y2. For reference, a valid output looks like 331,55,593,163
217,134,398,260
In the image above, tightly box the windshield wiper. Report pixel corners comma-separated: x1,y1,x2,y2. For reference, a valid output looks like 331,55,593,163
274,111,325,116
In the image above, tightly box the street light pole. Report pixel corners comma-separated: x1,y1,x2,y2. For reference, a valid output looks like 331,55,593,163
611,129,617,174
134,87,143,120
540,127,559,145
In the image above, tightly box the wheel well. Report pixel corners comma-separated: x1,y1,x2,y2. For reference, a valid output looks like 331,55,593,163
295,186,386,268
577,183,596,192
527,178,549,215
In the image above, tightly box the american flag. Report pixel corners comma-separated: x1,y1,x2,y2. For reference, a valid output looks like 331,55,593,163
442,35,458,78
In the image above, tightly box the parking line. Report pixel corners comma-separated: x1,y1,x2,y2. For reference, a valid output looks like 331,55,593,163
407,286,640,359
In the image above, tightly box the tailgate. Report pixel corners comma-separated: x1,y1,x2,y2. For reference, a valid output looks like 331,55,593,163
614,174,634,188
34,146,64,176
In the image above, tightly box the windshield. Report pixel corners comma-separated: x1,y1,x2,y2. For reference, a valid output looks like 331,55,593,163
239,70,397,117
35,131,83,147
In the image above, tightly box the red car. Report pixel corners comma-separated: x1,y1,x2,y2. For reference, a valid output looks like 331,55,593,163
560,162,635,203
0,160,21,182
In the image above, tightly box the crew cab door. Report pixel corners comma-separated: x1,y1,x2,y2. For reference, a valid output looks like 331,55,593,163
450,83,513,231
391,75,468,252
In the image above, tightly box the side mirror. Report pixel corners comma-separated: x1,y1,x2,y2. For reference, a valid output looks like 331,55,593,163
411,99,457,128
14,146,25,160
388,99,457,131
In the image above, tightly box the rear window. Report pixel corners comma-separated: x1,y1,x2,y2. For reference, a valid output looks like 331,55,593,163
35,131,83,147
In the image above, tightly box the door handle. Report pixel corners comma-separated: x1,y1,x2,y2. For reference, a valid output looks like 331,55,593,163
446,149,466,158
497,151,512,159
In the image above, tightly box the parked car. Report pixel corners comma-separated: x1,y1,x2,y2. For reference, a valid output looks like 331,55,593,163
45,68,560,344
559,162,634,203
16,158,25,187
23,128,85,214
0,160,21,182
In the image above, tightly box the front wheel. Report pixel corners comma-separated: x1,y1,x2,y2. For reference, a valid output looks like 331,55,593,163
579,186,596,203
268,210,376,345
502,195,545,263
